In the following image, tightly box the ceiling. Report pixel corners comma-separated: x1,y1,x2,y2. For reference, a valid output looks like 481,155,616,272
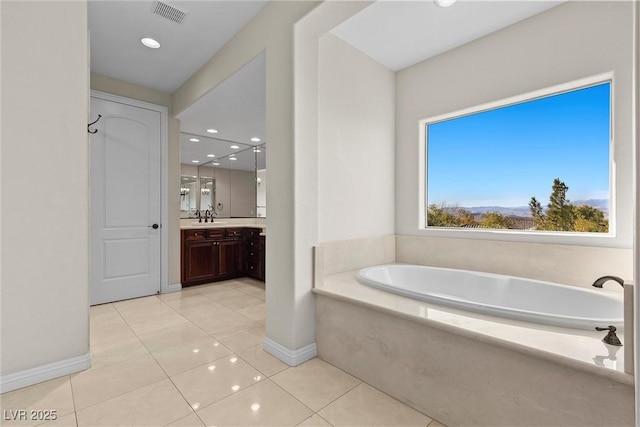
88,0,267,93
332,1,564,72
90,0,565,174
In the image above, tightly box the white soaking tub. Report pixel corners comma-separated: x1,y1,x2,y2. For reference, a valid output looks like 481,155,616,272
357,264,623,330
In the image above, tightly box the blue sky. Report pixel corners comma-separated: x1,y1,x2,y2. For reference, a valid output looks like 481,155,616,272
427,82,610,207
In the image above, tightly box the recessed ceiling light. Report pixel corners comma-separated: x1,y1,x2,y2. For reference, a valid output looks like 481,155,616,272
191,160,199,163
207,128,218,134
207,154,215,158
230,145,239,149
434,0,456,7
229,157,237,161
250,137,261,142
189,138,200,142
141,37,161,49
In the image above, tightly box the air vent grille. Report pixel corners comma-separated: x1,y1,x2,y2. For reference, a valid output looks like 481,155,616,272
151,1,188,24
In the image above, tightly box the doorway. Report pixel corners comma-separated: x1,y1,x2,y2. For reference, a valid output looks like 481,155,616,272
89,92,167,305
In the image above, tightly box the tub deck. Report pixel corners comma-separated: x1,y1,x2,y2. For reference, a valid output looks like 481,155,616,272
314,269,630,378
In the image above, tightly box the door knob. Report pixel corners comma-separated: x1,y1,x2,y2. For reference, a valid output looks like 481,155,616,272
148,224,159,229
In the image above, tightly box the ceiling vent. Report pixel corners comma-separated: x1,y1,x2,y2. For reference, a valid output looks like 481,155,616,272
151,1,188,24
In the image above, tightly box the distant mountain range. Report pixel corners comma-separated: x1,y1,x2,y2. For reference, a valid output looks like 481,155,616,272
456,199,609,218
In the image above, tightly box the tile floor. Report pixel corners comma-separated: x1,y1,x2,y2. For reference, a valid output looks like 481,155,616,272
1,278,446,427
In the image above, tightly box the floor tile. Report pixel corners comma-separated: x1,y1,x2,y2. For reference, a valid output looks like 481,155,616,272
151,337,233,376
232,282,266,298
0,377,75,427
235,345,288,377
89,310,126,330
117,303,177,323
317,383,432,426
174,301,233,321
427,421,446,427
113,296,166,313
164,413,205,427
216,294,264,311
90,336,149,369
36,412,77,426
125,311,190,335
236,304,266,322
216,326,264,353
89,322,136,348
75,379,192,427
192,312,259,337
196,380,313,427
70,354,166,410
89,304,117,316
170,356,263,410
271,358,360,411
297,414,333,426
197,288,248,302
137,323,209,353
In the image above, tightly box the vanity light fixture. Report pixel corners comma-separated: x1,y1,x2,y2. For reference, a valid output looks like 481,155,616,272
230,145,239,149
207,128,218,134
141,37,161,49
189,138,200,142
434,0,456,7
250,137,261,142
207,154,215,158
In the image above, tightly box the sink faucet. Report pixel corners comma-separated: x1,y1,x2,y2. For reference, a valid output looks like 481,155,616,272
195,210,202,223
592,275,625,288
204,210,210,223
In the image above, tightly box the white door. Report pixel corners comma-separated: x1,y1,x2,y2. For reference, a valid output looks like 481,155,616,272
90,96,162,305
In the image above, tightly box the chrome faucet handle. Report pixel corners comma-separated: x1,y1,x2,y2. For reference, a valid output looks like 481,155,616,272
595,325,622,346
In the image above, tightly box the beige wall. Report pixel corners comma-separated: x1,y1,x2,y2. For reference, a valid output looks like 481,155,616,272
395,2,634,283
90,73,182,286
318,33,395,242
1,1,89,380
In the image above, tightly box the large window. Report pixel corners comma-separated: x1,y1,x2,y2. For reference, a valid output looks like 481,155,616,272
424,79,611,233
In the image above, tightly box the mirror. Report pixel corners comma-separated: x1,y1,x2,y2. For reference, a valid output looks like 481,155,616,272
180,175,197,214
179,136,266,219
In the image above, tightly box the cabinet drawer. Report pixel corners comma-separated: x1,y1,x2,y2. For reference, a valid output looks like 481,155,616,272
183,230,207,241
247,259,262,275
244,228,262,238
247,247,262,260
207,229,225,239
246,238,264,249
226,228,243,238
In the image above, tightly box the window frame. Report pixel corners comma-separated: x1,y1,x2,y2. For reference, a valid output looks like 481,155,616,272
418,72,616,246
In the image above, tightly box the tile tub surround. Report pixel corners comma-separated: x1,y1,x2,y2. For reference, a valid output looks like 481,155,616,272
1,278,443,427
314,275,634,426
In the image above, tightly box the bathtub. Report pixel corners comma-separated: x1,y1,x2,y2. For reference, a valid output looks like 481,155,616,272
357,264,623,330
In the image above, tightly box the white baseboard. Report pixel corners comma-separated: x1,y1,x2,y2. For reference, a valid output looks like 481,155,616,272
263,337,317,366
0,353,91,394
166,283,182,293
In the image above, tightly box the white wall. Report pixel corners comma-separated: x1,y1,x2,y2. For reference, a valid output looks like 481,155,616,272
1,1,90,387
395,1,634,284
318,34,395,242
173,1,321,356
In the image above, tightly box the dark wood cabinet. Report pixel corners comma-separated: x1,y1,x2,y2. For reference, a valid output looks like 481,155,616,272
244,228,265,281
181,227,246,286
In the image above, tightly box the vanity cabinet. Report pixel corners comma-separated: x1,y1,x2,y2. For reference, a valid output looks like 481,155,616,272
244,228,265,281
181,228,245,286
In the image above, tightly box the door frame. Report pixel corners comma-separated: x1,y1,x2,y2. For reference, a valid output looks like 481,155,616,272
89,90,169,295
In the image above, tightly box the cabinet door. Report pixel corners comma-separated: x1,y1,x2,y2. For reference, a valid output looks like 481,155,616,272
216,240,243,279
183,240,215,284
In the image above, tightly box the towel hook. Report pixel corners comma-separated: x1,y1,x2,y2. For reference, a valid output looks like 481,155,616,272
88,114,102,134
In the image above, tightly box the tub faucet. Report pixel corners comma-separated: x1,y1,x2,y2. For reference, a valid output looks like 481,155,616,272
592,275,624,288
